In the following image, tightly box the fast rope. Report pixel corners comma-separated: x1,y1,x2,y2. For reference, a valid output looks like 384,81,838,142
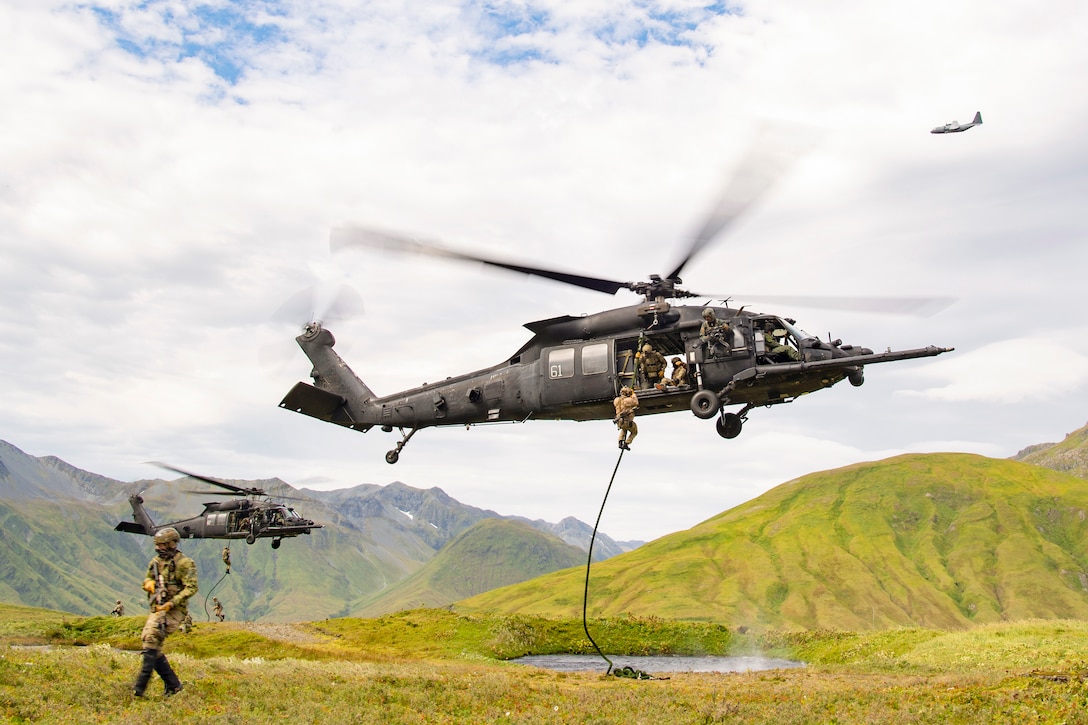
202,550,231,621
582,448,659,680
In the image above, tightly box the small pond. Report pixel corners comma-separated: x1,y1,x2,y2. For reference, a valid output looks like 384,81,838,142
511,654,804,674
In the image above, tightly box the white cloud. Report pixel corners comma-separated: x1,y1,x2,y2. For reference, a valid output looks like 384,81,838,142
1,0,1087,541
902,338,1088,403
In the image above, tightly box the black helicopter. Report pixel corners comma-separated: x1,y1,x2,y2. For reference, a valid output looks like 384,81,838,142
279,136,953,463
115,463,321,548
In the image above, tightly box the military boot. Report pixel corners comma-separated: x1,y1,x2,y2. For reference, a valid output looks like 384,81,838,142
133,649,158,697
155,653,183,696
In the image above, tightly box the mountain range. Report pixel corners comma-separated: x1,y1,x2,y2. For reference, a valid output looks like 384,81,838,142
0,439,637,621
3,420,1086,629
460,433,1088,630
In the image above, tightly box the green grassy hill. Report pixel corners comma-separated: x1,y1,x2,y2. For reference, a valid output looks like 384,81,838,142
355,518,586,616
459,453,1088,630
1013,420,1088,479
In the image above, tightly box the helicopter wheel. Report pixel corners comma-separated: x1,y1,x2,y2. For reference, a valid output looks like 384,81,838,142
716,413,743,439
385,450,400,465
690,390,720,420
271,538,281,550
246,533,256,545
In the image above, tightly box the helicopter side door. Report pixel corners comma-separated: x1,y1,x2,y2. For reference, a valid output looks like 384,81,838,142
204,512,231,537
540,341,614,407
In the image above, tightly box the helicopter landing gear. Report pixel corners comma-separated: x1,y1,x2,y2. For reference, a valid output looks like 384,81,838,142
716,413,743,439
716,404,752,439
690,390,720,420
385,427,419,465
271,538,281,550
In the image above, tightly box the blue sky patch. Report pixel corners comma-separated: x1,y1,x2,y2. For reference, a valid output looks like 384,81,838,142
469,1,736,66
89,1,288,85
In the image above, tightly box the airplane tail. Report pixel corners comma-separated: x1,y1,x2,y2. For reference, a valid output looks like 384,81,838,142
115,494,156,535
279,323,376,430
972,111,982,125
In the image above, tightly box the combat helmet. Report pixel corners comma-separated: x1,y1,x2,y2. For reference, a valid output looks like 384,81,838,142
153,527,180,547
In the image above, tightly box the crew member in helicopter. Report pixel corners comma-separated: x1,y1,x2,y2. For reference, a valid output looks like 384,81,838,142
133,527,197,698
638,343,668,390
700,308,731,355
613,386,639,451
662,357,689,388
762,320,801,362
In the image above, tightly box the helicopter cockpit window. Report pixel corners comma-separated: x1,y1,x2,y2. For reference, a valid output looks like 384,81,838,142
548,348,575,379
581,343,608,375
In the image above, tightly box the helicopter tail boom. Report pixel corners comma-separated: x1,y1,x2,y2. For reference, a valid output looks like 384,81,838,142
114,494,157,536
280,323,375,431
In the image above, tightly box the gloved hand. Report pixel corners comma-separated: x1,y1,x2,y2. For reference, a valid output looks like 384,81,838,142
153,601,174,614
142,580,156,594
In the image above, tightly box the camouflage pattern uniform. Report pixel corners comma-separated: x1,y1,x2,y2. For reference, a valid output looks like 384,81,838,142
133,527,197,698
213,597,225,622
763,322,801,362
613,386,639,450
639,344,667,388
665,357,689,387
111,600,124,616
700,309,731,354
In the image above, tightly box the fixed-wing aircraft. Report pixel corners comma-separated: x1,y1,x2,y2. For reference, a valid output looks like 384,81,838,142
931,111,982,134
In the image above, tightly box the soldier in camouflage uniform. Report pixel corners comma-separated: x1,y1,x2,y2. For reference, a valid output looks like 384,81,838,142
762,320,801,362
133,527,198,698
111,600,124,617
613,386,639,450
700,308,731,354
638,343,667,389
664,357,689,387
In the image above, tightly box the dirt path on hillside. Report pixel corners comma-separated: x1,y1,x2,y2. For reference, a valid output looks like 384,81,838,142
241,622,325,644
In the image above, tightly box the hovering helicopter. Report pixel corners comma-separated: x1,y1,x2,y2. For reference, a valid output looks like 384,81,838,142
115,463,322,548
279,133,954,463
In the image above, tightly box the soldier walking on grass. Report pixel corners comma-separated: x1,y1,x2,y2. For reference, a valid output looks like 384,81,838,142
133,527,198,698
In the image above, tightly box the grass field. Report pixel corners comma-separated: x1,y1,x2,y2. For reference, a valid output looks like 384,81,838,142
3,604,1088,723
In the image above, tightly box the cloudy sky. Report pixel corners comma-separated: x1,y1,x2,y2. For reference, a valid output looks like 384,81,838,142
2,0,1086,542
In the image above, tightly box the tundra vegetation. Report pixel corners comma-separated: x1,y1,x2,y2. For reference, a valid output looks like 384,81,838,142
3,604,1088,724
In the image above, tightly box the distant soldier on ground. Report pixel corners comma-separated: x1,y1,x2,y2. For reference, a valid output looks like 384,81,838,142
638,343,668,389
133,527,197,698
221,546,231,574
111,600,124,617
180,613,193,634
613,386,639,451
213,597,225,622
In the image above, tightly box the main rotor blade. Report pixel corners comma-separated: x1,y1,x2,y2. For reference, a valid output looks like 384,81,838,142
181,488,244,497
667,121,819,281
331,226,631,296
147,462,254,496
692,293,956,317
272,284,365,326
